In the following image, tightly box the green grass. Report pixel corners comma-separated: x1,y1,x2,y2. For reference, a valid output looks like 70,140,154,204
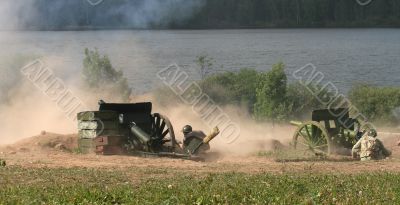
257,149,355,163
1,166,400,204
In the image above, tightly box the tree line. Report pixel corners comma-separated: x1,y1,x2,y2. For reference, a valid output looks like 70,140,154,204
186,0,400,28
11,0,400,30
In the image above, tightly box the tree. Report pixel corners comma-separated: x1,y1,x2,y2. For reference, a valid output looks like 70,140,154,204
82,48,131,102
195,55,215,80
254,62,288,121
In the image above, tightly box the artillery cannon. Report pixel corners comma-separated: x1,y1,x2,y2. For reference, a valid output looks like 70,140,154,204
290,108,371,156
77,100,219,160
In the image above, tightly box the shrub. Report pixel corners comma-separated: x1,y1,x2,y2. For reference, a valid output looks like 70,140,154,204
254,62,288,121
286,82,341,120
199,68,258,112
155,59,400,125
348,84,400,125
202,62,338,122
82,48,131,102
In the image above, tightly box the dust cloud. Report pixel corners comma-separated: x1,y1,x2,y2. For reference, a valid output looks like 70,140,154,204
0,80,77,144
0,80,294,156
0,50,289,154
0,53,140,145
0,0,209,145
0,1,287,153
137,94,295,156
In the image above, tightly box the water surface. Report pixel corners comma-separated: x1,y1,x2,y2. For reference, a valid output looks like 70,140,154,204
1,29,399,94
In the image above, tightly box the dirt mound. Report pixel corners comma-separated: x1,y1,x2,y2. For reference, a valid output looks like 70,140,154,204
0,132,78,153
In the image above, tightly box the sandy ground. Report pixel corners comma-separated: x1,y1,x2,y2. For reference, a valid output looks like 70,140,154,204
2,132,400,177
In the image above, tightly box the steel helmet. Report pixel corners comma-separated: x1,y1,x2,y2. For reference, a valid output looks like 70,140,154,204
182,125,192,134
368,129,377,137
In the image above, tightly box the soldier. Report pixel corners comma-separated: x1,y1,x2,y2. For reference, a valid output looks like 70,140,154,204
182,125,210,153
352,129,391,161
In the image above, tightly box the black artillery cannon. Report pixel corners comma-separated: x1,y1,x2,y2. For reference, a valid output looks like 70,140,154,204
77,100,219,160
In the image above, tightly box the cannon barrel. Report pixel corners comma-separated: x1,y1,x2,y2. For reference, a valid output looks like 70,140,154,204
290,121,303,126
130,122,151,145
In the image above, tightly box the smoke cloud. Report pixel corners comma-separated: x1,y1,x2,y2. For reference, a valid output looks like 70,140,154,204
93,0,205,28
0,0,206,30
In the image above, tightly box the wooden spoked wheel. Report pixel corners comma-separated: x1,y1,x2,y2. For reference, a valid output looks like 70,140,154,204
292,121,331,156
151,113,178,150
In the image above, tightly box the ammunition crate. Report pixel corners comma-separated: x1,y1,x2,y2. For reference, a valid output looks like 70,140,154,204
94,135,124,146
78,120,120,130
78,129,121,139
78,138,95,154
77,111,118,121
95,145,125,155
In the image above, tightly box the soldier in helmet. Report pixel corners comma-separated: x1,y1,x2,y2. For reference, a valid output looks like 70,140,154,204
182,125,210,153
352,129,391,161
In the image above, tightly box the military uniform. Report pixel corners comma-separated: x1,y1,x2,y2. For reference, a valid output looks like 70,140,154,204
352,134,391,161
183,130,210,153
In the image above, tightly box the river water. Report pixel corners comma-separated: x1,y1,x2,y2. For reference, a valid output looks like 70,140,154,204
1,29,399,94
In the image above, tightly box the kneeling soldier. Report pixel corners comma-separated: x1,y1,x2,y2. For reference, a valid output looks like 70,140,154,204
352,129,391,161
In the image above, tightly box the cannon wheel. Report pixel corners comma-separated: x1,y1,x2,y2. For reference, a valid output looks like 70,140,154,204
292,121,331,156
151,113,178,150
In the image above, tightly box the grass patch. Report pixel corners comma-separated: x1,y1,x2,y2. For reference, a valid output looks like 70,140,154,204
1,166,400,204
257,149,354,162
257,149,326,162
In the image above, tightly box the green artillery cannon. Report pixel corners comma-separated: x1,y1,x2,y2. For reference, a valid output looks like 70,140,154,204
290,108,371,156
77,100,218,160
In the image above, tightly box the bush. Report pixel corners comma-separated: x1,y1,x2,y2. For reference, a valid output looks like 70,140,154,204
199,68,258,112
286,82,341,120
82,48,131,102
195,62,336,122
156,59,400,125
254,62,288,121
202,62,339,122
348,84,400,125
